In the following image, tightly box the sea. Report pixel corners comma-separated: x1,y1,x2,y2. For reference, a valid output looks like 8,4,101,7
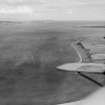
0,21,104,105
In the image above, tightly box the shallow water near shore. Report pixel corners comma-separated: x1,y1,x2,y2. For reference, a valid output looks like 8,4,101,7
0,21,104,105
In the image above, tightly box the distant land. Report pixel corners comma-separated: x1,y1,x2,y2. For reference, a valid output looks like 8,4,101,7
80,25,105,28
0,20,105,29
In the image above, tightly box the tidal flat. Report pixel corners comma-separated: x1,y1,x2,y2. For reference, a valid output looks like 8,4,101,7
0,21,104,105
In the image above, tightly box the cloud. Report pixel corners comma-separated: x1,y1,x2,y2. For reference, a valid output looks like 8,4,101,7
0,0,86,6
79,0,105,5
0,0,104,21
0,6,33,14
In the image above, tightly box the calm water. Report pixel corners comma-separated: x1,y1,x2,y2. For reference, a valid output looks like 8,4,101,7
0,21,104,105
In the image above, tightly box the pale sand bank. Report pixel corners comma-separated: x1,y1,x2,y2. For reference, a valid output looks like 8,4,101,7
57,62,105,73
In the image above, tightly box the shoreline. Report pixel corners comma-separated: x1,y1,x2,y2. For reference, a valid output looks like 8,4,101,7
71,41,91,63
71,42,82,62
57,40,105,73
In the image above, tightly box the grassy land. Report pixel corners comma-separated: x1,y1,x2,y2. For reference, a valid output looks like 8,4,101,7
0,21,104,105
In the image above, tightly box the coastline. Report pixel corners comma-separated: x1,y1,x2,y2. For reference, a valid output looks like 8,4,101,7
57,40,105,73
71,41,91,63
71,42,82,62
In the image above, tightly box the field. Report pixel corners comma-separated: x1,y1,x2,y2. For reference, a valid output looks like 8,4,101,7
0,21,105,105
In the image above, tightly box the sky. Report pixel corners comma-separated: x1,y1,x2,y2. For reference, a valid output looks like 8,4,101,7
0,0,105,21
